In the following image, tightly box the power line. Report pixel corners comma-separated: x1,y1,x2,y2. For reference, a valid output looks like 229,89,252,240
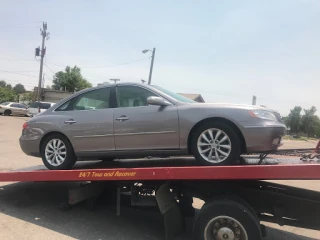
0,79,37,87
43,62,56,75
0,58,38,62
46,57,151,69
0,70,38,78
0,22,42,28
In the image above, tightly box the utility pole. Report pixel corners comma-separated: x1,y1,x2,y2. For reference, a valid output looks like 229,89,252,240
252,95,257,105
148,48,156,85
36,22,50,101
110,78,120,84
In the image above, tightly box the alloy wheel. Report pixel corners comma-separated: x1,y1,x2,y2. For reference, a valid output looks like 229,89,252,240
45,139,67,166
197,128,232,163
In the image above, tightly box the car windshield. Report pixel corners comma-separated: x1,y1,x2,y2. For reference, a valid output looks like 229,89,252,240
152,85,195,103
0,102,10,106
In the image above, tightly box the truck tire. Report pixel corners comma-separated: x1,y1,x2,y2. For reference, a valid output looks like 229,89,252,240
193,199,262,240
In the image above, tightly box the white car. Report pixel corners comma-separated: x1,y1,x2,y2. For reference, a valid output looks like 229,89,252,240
28,101,55,117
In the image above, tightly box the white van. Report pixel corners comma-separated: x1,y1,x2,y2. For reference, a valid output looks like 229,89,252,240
28,101,55,117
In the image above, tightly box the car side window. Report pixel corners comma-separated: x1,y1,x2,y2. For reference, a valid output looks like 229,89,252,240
56,88,111,111
10,103,18,108
116,86,158,108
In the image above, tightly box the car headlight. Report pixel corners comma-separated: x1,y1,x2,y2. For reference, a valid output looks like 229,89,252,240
249,110,277,121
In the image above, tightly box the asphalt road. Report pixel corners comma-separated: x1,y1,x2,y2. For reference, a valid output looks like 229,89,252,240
0,115,319,240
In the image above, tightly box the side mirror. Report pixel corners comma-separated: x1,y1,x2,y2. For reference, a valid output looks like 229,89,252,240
147,96,170,106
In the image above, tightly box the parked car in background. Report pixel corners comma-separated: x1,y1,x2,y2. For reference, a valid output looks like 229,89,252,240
19,82,286,170
0,102,28,116
28,101,55,117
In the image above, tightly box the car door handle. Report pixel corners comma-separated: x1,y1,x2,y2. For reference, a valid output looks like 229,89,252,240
115,116,129,121
64,119,76,124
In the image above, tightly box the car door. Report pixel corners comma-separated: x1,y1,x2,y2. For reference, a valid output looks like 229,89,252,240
10,103,20,115
113,85,179,150
18,104,27,115
56,87,115,153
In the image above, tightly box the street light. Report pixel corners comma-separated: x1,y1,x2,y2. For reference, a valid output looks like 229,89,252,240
142,47,156,85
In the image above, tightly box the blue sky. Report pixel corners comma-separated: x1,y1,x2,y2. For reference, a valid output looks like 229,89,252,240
0,0,319,116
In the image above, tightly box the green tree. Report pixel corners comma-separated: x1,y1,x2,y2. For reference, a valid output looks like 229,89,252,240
19,92,35,103
0,87,16,103
13,83,26,94
301,106,318,138
0,80,6,88
52,66,92,92
287,106,302,135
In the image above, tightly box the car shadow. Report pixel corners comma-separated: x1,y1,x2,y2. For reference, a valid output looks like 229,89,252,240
0,182,318,240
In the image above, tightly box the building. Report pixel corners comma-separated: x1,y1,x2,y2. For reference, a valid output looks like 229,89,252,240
33,87,73,103
178,93,205,103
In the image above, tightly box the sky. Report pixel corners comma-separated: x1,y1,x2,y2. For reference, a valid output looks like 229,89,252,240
0,0,319,116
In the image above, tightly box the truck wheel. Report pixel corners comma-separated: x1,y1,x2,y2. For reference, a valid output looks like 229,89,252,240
41,134,76,170
193,199,262,240
192,122,241,166
4,109,11,116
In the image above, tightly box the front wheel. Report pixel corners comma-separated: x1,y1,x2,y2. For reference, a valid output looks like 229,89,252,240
41,134,76,170
192,122,241,166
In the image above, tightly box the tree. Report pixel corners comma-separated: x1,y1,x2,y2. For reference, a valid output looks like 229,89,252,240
52,66,92,92
19,92,35,103
13,83,26,94
301,106,318,138
0,87,16,103
286,106,302,135
0,80,6,88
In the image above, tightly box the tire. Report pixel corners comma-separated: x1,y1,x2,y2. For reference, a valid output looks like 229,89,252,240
192,121,241,166
40,133,76,170
193,200,262,240
4,109,11,116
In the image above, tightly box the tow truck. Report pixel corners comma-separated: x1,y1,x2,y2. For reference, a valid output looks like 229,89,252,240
0,143,320,240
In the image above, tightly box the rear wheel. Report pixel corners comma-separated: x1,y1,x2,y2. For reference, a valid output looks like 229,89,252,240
193,200,262,240
192,122,241,166
41,134,76,170
4,109,11,116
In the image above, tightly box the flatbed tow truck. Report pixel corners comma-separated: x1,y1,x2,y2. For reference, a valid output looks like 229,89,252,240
0,149,320,240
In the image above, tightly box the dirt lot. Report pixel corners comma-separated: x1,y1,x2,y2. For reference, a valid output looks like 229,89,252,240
0,116,319,240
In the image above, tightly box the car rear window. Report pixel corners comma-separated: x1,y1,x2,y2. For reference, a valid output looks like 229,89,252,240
29,102,52,109
41,103,51,109
0,102,10,106
29,102,40,108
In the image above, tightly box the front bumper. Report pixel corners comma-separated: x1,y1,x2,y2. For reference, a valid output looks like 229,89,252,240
242,124,286,153
19,136,41,157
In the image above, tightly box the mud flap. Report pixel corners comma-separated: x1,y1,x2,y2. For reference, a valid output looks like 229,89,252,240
155,182,185,240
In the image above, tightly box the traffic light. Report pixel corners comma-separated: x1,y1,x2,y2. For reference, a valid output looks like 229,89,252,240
35,47,40,57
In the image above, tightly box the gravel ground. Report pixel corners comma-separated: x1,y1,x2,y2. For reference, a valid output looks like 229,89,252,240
0,115,319,240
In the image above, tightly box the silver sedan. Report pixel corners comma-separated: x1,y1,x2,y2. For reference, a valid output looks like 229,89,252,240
19,83,286,170
0,102,28,116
